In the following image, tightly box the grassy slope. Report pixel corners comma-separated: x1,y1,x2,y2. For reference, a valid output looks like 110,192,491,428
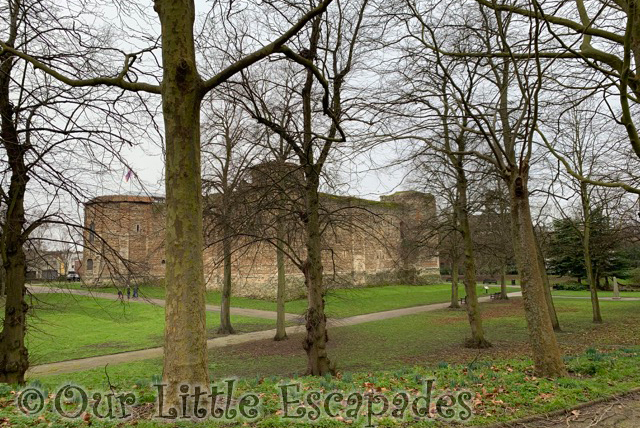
26,294,279,365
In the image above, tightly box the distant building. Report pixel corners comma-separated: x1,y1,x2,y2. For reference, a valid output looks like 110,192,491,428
26,250,70,281
82,168,440,299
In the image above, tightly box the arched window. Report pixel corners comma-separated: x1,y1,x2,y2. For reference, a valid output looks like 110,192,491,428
87,259,94,271
89,222,96,243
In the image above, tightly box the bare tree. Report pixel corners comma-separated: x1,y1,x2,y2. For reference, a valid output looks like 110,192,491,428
473,0,640,195
393,0,566,376
228,0,371,374
201,98,265,334
545,102,633,322
1,0,336,395
380,51,492,347
0,0,154,382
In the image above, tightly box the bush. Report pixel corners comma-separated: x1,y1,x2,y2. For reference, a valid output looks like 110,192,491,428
553,282,589,291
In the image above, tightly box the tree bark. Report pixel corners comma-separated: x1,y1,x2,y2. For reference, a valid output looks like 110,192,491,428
580,183,602,323
509,174,566,377
534,233,560,331
274,222,288,341
500,264,508,299
449,258,460,308
155,0,209,405
302,171,332,375
449,197,460,309
299,15,332,375
0,51,30,384
456,170,491,348
217,219,235,334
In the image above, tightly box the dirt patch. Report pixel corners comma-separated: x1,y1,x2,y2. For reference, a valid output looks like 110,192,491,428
481,298,526,319
558,319,640,352
432,300,524,325
399,340,533,367
222,332,308,358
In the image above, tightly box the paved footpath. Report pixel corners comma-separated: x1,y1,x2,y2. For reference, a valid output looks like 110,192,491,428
26,290,522,377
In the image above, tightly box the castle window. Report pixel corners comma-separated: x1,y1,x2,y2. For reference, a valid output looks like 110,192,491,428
87,259,94,271
136,224,141,233
89,222,95,243
161,260,166,265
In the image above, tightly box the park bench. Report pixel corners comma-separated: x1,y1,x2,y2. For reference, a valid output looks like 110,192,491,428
490,292,501,300
459,296,467,305
482,279,498,284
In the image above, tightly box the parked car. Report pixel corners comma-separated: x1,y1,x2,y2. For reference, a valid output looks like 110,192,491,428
66,271,80,281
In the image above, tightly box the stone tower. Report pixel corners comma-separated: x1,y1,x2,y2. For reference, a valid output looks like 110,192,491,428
82,195,166,283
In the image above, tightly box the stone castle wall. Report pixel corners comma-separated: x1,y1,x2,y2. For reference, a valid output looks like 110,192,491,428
82,191,440,300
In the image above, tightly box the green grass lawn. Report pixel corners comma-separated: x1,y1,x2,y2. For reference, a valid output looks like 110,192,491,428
30,298,640,384
34,282,518,318
552,289,640,298
17,297,640,427
25,293,281,365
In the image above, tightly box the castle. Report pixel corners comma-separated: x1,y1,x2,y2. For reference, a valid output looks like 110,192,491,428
82,170,440,300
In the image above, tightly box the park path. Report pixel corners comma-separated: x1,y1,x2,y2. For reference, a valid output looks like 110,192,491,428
26,291,522,377
27,285,301,321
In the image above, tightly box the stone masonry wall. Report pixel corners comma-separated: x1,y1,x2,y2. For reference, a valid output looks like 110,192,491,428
83,191,440,299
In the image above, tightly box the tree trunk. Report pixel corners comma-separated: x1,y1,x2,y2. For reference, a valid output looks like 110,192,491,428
500,264,508,299
0,266,5,298
299,15,331,376
534,233,560,331
449,258,460,308
0,53,30,384
302,171,332,375
456,171,491,348
580,182,602,323
449,200,460,309
217,220,235,334
509,174,566,377
274,222,288,341
156,0,209,406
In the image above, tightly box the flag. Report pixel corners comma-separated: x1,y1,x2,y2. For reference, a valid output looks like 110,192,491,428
124,169,133,182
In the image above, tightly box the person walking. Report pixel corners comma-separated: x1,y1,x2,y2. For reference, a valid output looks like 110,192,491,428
126,285,131,300
133,284,139,299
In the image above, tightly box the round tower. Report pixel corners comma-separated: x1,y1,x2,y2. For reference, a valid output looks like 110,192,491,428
82,195,166,284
